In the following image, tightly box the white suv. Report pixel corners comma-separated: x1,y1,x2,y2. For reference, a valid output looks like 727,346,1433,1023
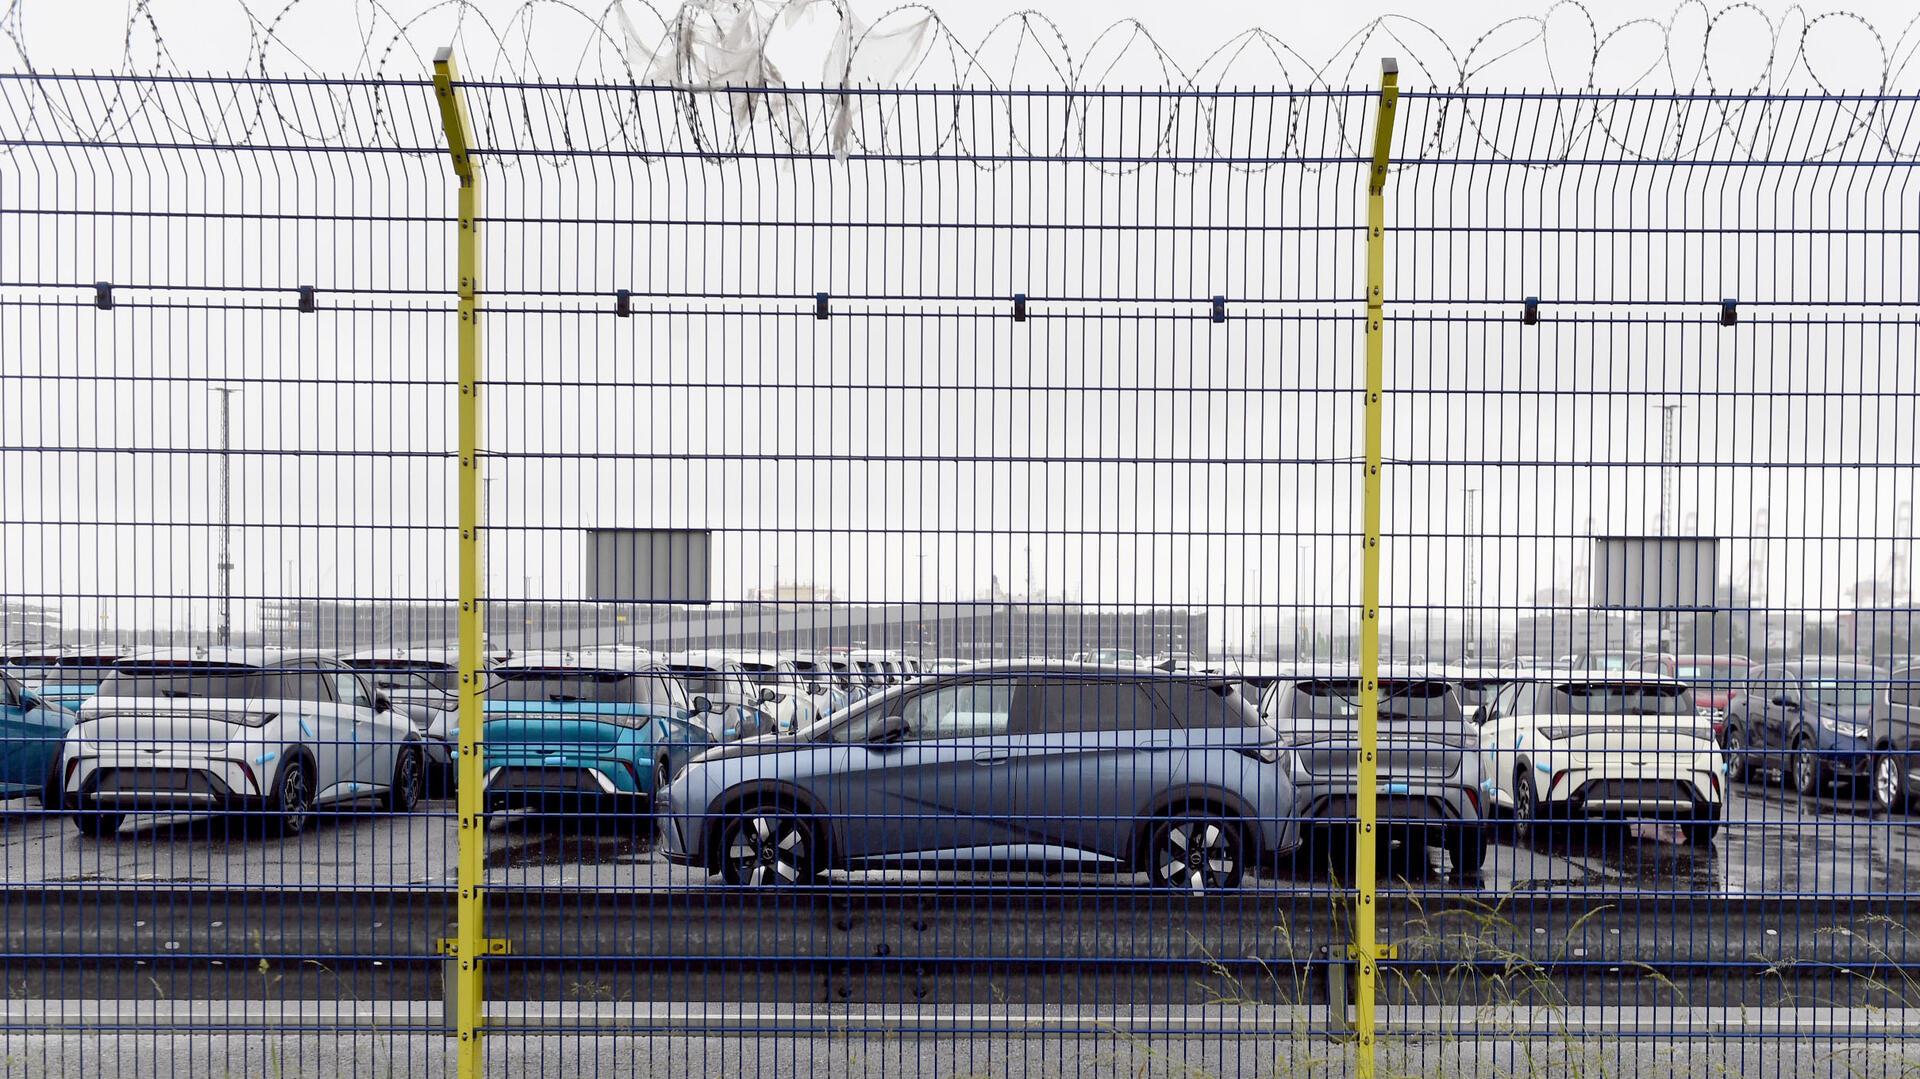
1479,671,1722,845
58,650,427,838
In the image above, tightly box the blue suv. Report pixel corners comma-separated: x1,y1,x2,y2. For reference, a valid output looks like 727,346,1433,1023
657,663,1298,891
1723,660,1881,796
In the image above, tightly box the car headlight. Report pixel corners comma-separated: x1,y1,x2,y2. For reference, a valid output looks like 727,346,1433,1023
1831,723,1871,740
1537,725,1580,740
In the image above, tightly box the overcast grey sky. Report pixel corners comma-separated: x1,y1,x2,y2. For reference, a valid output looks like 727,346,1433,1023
3,0,1918,650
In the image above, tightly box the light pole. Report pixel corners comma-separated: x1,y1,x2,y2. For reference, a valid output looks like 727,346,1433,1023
1464,486,1479,661
211,387,241,647
1653,403,1685,651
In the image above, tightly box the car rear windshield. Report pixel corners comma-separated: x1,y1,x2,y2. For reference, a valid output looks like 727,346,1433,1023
737,662,788,687
347,661,456,693
1455,680,1507,705
665,665,735,697
99,662,282,700
6,656,121,685
490,668,642,704
1555,682,1691,715
1288,679,1457,722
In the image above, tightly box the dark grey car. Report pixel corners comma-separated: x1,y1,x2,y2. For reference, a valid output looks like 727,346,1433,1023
656,663,1300,892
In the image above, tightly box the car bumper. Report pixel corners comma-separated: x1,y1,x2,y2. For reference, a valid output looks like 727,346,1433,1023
1292,777,1480,830
69,751,264,810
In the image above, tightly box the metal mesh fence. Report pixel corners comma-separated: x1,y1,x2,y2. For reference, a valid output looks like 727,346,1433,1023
2,64,1920,1077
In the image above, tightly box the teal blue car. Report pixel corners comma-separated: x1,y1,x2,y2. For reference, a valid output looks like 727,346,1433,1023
0,669,74,804
3,654,119,714
481,651,717,816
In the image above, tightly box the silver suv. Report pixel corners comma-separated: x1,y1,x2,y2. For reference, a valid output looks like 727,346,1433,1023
1261,672,1488,872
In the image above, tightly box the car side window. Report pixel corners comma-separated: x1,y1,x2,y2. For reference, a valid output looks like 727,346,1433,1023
330,670,374,708
1022,678,1167,734
900,679,1018,740
0,673,18,708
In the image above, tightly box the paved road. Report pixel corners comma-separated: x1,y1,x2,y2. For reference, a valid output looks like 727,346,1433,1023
6,780,1917,897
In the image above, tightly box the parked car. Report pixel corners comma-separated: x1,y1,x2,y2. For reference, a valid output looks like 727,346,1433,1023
57,650,427,838
1722,660,1882,797
664,651,785,720
785,655,846,715
342,648,458,791
3,651,124,713
657,663,1299,891
1260,671,1487,872
479,650,715,816
1631,654,1755,738
0,668,75,804
1874,665,1920,813
1479,670,1720,844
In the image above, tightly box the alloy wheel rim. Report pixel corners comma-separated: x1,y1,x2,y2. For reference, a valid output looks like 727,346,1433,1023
284,762,310,826
1878,757,1901,808
1156,821,1235,893
399,753,420,807
729,815,806,886
1796,748,1815,793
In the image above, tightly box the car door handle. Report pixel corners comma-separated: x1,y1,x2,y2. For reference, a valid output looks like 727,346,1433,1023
973,755,1012,766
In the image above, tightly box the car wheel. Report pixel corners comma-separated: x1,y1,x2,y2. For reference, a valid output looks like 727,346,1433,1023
1683,803,1721,847
387,746,424,813
39,753,64,811
651,757,671,798
71,807,124,839
1515,767,1550,841
1875,752,1909,814
1146,813,1245,894
270,753,316,837
1723,725,1751,783
719,809,818,886
1792,735,1823,798
1444,826,1488,873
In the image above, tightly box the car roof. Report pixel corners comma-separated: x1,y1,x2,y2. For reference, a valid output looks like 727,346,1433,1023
494,649,665,674
118,647,338,669
342,646,457,666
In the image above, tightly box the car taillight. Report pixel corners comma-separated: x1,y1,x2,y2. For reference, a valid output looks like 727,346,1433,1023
237,761,259,795
1465,785,1480,813
64,757,78,785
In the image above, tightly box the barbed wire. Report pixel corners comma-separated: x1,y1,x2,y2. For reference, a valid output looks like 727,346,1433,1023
2,0,1918,166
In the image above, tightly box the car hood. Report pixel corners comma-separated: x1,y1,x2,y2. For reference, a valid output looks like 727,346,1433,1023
690,731,810,763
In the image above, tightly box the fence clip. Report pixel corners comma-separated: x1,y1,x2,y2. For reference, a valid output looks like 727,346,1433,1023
297,285,317,313
1720,297,1737,326
94,281,114,310
437,937,512,956
1013,293,1027,322
615,289,632,318
815,292,831,321
1211,295,1226,324
1523,296,1539,325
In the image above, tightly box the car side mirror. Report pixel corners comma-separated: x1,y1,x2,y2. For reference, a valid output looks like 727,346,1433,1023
807,683,825,695
1773,696,1800,711
758,687,778,704
870,715,911,748
692,694,713,715
373,695,392,714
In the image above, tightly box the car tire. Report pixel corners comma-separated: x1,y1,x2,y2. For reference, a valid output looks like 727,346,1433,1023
1683,803,1721,847
1444,826,1488,873
1145,812,1246,894
71,807,124,839
39,753,64,811
1792,734,1824,798
651,757,671,799
1515,767,1552,841
269,752,316,837
387,746,425,813
1723,725,1752,783
718,807,820,887
1875,752,1909,814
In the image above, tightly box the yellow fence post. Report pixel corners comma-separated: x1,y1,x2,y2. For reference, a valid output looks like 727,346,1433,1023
1355,55,1399,1079
432,45,486,1079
